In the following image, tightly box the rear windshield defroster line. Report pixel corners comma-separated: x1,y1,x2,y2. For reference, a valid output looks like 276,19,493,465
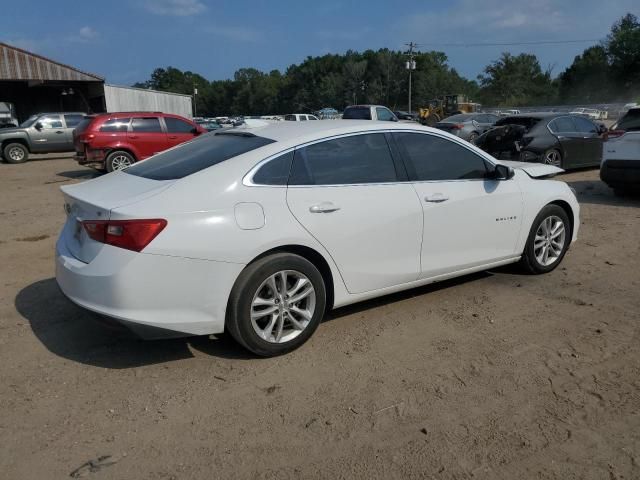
124,133,276,180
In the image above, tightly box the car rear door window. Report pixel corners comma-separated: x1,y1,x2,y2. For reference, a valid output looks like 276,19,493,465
131,117,162,133
572,116,598,134
125,132,275,180
299,116,307,121
393,132,488,181
252,151,294,185
549,117,577,133
165,117,195,133
64,114,84,128
289,133,397,185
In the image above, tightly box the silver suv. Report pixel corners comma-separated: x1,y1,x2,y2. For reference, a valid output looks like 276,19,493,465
0,112,85,164
342,105,398,121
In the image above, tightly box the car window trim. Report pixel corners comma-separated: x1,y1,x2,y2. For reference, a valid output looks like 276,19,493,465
547,115,578,135
244,129,499,188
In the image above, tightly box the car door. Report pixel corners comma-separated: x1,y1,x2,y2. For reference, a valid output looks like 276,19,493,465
128,117,168,159
547,117,583,168
163,116,199,149
30,115,67,152
286,132,423,294
62,114,85,149
392,131,523,278
571,116,603,166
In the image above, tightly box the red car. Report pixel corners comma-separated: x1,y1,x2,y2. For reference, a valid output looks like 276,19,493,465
74,112,206,172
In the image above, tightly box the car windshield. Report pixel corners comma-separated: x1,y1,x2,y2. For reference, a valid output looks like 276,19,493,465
343,107,371,120
618,109,640,131
495,116,541,129
20,115,39,128
443,114,472,122
124,131,276,180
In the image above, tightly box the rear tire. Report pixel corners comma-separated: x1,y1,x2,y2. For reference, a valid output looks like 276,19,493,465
542,148,562,168
105,150,135,172
3,143,29,164
520,205,571,274
226,253,326,357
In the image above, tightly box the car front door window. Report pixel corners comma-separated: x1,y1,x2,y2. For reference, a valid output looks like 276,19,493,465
376,107,394,121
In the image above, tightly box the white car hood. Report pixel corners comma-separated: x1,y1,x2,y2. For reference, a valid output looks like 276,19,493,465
497,160,564,178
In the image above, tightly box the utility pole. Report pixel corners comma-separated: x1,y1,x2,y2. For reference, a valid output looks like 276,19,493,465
405,42,417,114
193,84,198,117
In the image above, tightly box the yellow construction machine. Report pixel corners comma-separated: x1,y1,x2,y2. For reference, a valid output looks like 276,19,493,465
419,94,481,126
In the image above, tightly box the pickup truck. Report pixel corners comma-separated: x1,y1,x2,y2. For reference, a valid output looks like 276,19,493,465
342,105,398,121
0,112,85,164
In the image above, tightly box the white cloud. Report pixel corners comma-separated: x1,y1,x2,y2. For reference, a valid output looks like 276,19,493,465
145,0,206,16
78,26,98,40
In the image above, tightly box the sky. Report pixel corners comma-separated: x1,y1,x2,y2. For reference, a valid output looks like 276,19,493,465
3,0,639,85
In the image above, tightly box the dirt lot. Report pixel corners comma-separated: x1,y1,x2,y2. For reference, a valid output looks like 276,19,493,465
1,156,639,480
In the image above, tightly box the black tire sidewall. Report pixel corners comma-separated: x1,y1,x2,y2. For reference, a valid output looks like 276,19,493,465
106,151,134,173
227,253,326,357
3,143,29,164
522,205,571,274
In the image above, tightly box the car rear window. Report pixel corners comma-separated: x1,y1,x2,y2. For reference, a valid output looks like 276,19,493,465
124,131,276,180
343,107,372,120
74,117,94,134
618,109,640,131
443,114,472,122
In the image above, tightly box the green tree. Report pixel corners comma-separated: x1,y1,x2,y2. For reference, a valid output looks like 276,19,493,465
557,46,611,103
608,13,640,96
477,53,556,106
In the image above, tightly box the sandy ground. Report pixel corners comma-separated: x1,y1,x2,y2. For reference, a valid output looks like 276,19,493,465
1,155,639,480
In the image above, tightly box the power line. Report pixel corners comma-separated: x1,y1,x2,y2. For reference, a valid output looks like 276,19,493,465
415,39,601,48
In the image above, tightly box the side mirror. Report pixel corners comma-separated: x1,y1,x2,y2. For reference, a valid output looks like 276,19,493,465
391,116,398,122
34,122,43,130
490,164,515,180
597,124,607,134
191,127,201,135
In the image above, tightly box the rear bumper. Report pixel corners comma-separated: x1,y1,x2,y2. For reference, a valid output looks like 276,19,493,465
600,160,640,187
55,236,244,338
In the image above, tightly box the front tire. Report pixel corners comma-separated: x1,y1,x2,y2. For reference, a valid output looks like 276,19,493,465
226,253,326,357
520,205,571,274
105,150,135,172
468,132,479,144
3,143,29,164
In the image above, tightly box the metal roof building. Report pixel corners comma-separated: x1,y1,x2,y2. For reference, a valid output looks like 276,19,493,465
0,42,192,122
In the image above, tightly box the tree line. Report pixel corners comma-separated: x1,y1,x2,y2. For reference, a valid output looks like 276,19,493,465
133,13,640,115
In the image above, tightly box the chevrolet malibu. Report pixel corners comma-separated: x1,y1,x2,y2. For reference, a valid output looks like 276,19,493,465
56,121,579,356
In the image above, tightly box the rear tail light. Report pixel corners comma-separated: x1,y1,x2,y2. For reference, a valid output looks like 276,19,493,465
452,124,464,130
603,130,624,141
82,219,167,252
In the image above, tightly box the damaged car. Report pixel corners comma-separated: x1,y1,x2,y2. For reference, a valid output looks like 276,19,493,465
475,113,604,169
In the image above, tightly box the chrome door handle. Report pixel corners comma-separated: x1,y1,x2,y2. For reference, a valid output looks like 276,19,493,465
55,130,64,134
425,194,449,203
309,202,341,213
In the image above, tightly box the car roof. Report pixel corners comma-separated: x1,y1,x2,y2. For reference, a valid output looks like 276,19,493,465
230,119,432,145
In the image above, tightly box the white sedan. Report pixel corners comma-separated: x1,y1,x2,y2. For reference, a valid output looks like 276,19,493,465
56,121,580,356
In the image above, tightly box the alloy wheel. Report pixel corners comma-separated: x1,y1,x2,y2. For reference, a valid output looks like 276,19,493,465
8,147,24,162
250,270,316,344
111,155,132,170
534,215,566,267
543,150,561,167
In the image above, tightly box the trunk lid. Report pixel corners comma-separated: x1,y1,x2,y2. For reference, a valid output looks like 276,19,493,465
60,172,174,263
